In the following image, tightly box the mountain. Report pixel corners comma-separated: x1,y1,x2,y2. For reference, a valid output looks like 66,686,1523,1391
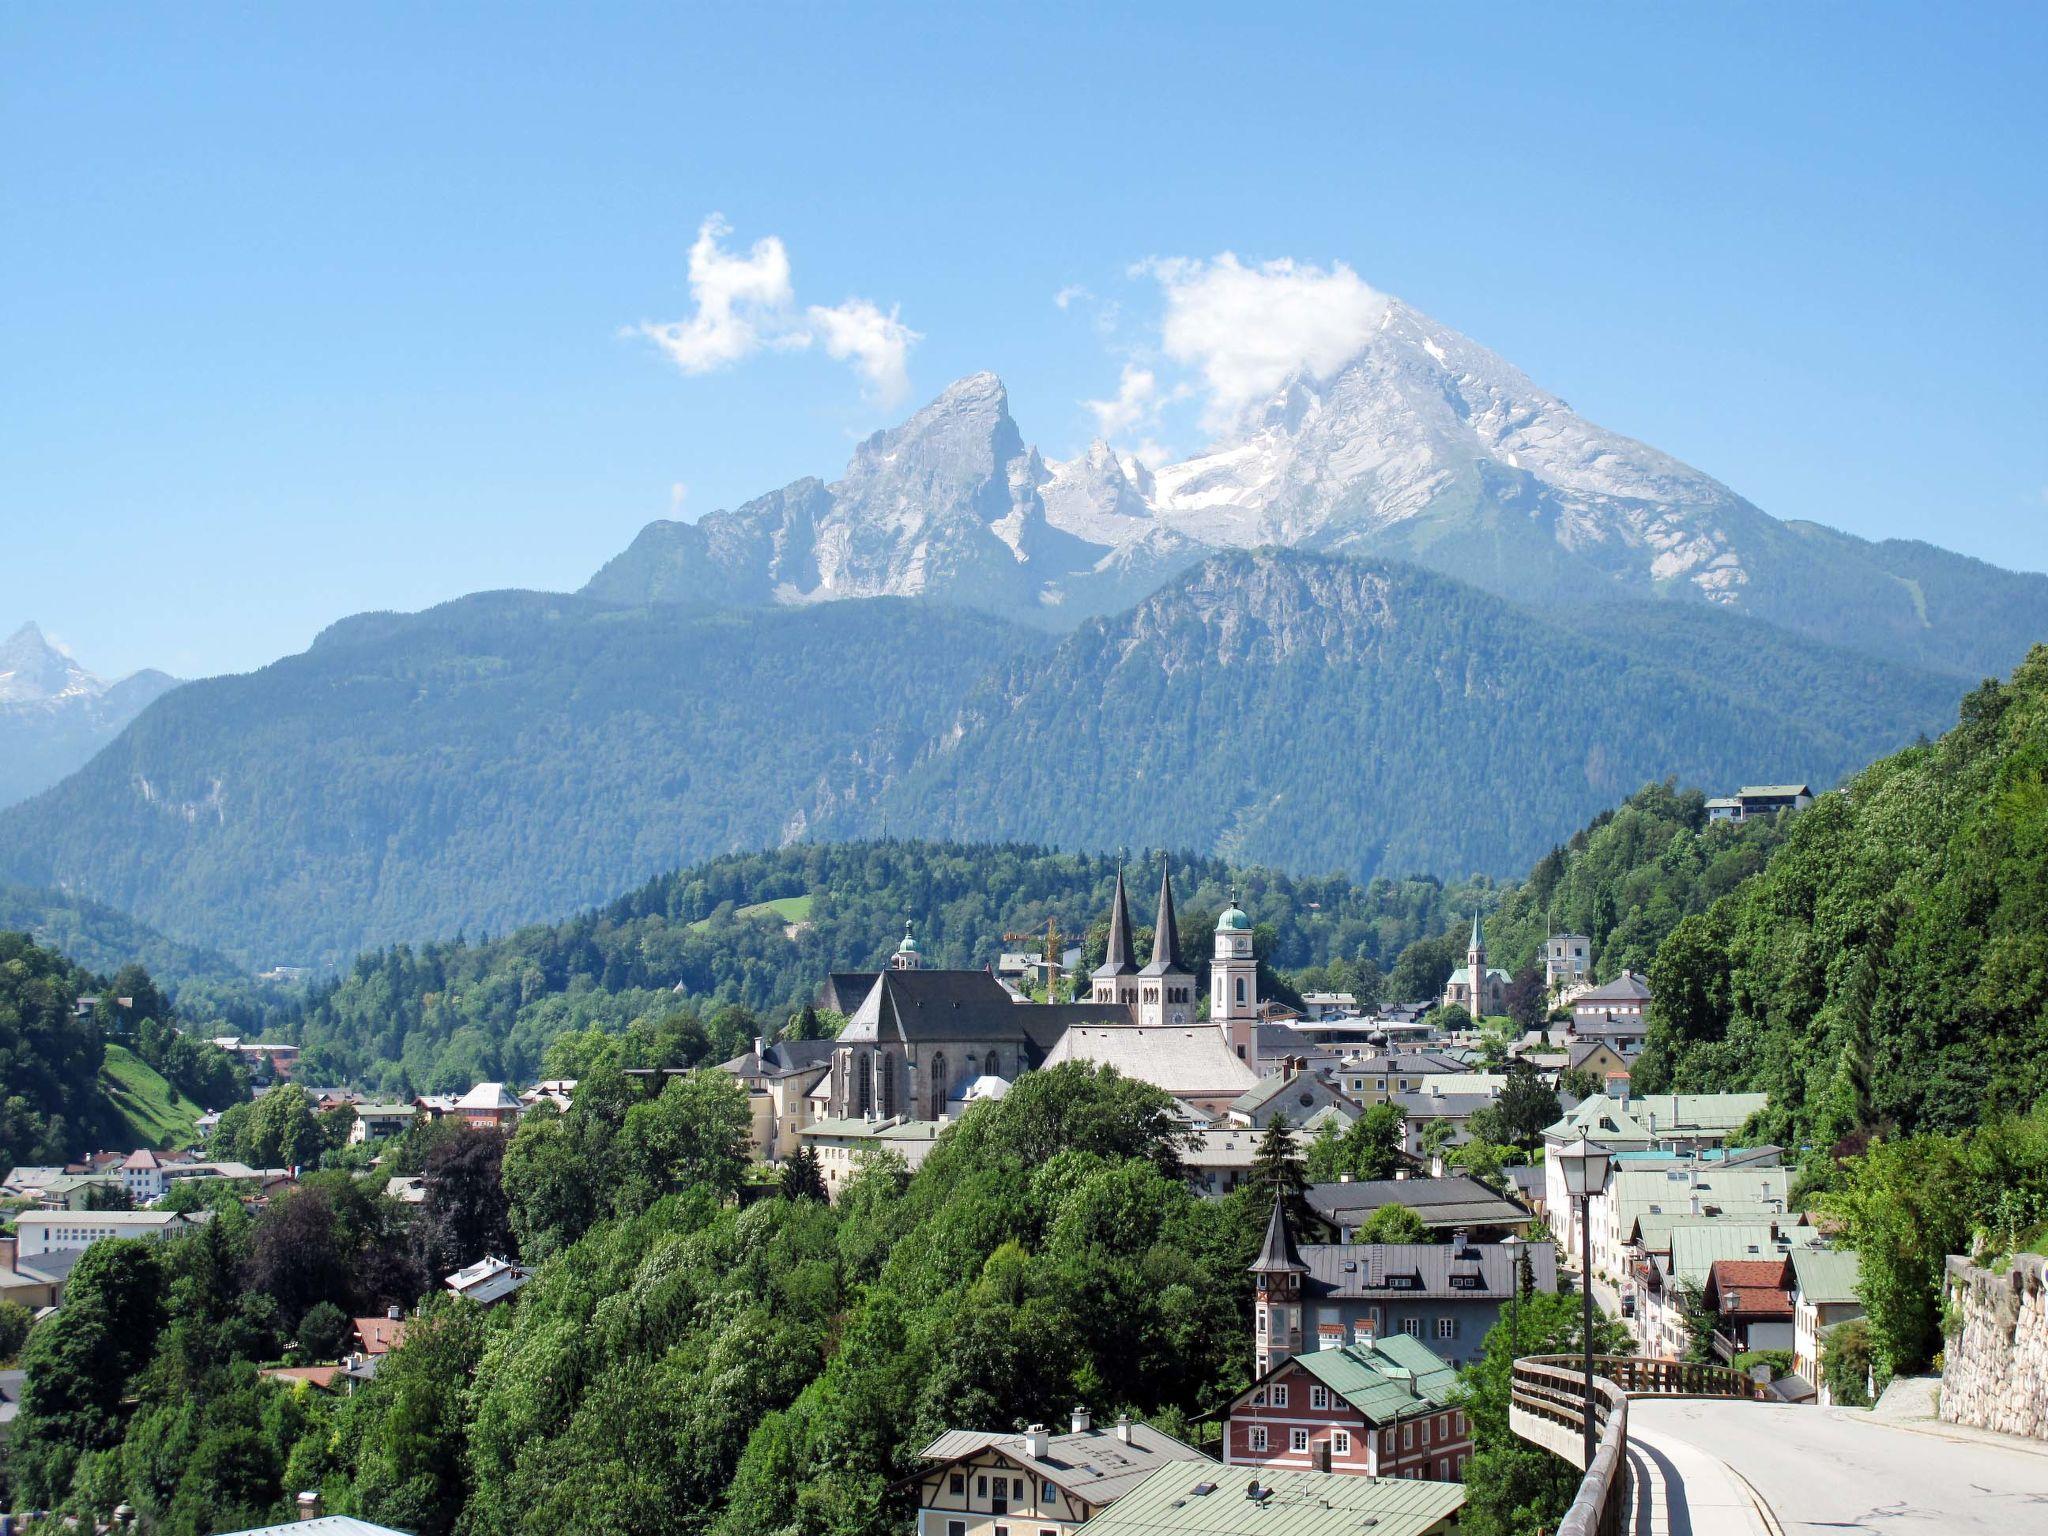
588,305,2048,679
0,593,1041,969
0,546,1962,969
850,549,1964,879
0,622,180,808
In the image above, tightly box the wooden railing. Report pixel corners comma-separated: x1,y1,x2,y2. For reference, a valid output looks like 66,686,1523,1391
1509,1356,1764,1536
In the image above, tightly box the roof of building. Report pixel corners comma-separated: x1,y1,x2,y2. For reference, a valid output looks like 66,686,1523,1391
353,1103,418,1118
444,1255,532,1305
1251,1195,1307,1275
1231,1073,1350,1117
800,1115,946,1144
1096,869,1140,978
1287,1332,1463,1422
1254,1022,1317,1058
1299,1238,1557,1300
917,1420,1210,1505
353,1314,409,1355
1074,1463,1464,1536
1544,1092,1768,1142
1568,1041,1631,1070
1575,971,1653,1004
839,968,1128,1047
15,1209,192,1230
1338,1052,1467,1076
214,1519,417,1536
1739,784,1811,799
1043,1025,1258,1096
719,1037,837,1080
454,1082,521,1112
1391,1090,1493,1121
1137,859,1187,979
1444,964,1511,988
262,1365,342,1390
1706,1257,1793,1319
121,1148,163,1170
1791,1248,1862,1306
1305,1176,1528,1232
1665,1225,1792,1290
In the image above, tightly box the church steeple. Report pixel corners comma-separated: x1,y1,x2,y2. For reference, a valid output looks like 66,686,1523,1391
1135,856,1192,1025
1097,871,1137,976
1250,1192,1306,1375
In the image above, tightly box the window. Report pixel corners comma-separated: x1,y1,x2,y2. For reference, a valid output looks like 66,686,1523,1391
950,1473,965,1495
1250,1426,1268,1453
1042,1483,1055,1505
1289,1429,1310,1453
1439,1459,1451,1480
1013,1480,1024,1501
1270,1385,1288,1409
994,1527,1009,1536
1400,1317,1423,1337
977,1477,988,1498
1436,1317,1457,1340
1251,1386,1267,1406
1235,978,1247,1004
1333,1430,1351,1456
949,1524,966,1536
1402,1424,1412,1449
1421,1418,1432,1445
1309,1385,1330,1411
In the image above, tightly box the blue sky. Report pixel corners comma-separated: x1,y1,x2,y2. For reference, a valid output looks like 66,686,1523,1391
4,3,2043,679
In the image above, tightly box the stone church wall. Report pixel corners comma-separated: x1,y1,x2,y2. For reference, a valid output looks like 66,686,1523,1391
1940,1253,2048,1440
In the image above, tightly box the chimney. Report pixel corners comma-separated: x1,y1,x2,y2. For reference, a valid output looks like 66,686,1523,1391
387,1303,402,1321
1338,1172,1353,1184
296,1492,323,1520
0,1234,15,1270
1024,1425,1049,1460
1116,1413,1133,1444
1071,1405,1091,1434
1354,1316,1377,1345
753,1036,766,1060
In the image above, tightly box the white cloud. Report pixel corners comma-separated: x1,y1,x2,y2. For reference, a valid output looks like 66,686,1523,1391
1084,363,1160,438
668,482,689,514
634,215,917,401
1053,283,1091,310
806,298,919,406
1142,252,1390,430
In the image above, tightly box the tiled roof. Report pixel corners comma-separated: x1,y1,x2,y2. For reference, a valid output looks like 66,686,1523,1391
1076,1463,1463,1536
1577,971,1652,1003
1305,1176,1528,1231
1791,1248,1862,1305
1043,1025,1258,1095
916,1420,1210,1504
1290,1333,1463,1423
1300,1239,1557,1300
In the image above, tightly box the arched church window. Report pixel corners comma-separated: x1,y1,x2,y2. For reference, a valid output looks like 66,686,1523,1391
1235,977,1247,1005
931,1052,947,1106
858,1054,873,1115
879,1053,895,1114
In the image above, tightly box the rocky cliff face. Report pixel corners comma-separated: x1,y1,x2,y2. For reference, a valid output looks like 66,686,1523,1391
584,304,2048,678
0,624,179,808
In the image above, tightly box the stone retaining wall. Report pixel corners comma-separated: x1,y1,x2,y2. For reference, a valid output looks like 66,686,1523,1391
1941,1252,2048,1440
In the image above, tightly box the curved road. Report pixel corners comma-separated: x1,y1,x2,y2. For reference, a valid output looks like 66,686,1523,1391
1629,1398,2048,1535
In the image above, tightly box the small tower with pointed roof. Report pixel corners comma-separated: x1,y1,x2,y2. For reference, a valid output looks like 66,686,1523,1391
1249,1192,1308,1375
1091,869,1141,1008
1135,856,1194,1027
1212,891,1259,1063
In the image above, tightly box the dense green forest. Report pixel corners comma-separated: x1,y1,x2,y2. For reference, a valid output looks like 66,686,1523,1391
265,841,1491,1094
0,933,246,1163
0,552,1959,971
0,884,243,983
1635,645,2048,1144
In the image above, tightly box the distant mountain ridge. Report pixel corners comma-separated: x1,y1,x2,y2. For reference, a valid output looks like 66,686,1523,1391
586,301,2048,679
0,549,1964,969
0,622,180,808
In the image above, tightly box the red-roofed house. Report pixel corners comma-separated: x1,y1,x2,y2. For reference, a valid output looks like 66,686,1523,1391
121,1148,167,1205
1704,1256,1795,1358
353,1311,409,1357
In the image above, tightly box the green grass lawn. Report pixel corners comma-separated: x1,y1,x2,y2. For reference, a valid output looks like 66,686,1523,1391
688,893,814,932
99,1042,205,1149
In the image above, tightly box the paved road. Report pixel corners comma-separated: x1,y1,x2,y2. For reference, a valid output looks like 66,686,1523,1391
1629,1397,2048,1535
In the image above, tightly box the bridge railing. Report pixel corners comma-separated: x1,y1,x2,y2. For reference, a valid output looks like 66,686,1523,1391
1509,1355,1764,1536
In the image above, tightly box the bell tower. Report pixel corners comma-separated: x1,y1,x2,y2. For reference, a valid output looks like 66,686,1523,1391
1249,1193,1307,1375
1212,893,1259,1063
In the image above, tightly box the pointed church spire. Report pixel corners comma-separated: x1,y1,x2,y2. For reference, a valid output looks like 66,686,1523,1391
1094,868,1137,978
1249,1191,1307,1274
1139,854,1183,976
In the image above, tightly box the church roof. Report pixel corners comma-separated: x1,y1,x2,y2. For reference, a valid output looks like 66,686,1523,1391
1137,858,1186,978
1445,965,1511,987
1250,1192,1308,1274
1043,1023,1258,1095
1094,869,1139,978
1470,909,1485,951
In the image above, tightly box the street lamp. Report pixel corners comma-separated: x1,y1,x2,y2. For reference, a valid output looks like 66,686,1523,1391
1502,1233,1522,1361
1555,1132,1613,1466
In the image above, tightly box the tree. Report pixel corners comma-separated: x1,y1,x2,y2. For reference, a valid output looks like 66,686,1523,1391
1355,1204,1426,1244
1503,963,1547,1033
1557,1066,1602,1101
780,1144,827,1203
0,1298,32,1360
1249,1115,1308,1212
296,1300,352,1362
420,1125,514,1275
336,1295,493,1536
1305,1103,1405,1184
1493,1063,1561,1150
247,1184,354,1332
243,1085,323,1170
614,1069,752,1213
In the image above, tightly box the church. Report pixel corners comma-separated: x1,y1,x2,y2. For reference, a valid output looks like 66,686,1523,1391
1440,911,1510,1018
819,859,1261,1121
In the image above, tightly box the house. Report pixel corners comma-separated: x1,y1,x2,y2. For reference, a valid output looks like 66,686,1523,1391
519,1079,577,1112
1703,1256,1796,1358
1305,1176,1531,1243
1225,1065,1360,1131
907,1407,1211,1536
717,1037,836,1160
121,1147,168,1204
1334,1054,1468,1104
1590,1157,1791,1286
798,1115,945,1197
261,1365,342,1392
1791,1249,1864,1402
14,1209,202,1259
352,1310,409,1358
1391,1089,1495,1159
1567,1040,1633,1084
0,1237,83,1309
350,1104,418,1143
1543,934,1592,994
1074,1464,1463,1536
1300,993,1358,1021
1232,1215,1473,1480
1570,972,1653,1033
1183,1129,1267,1198
443,1255,531,1307
1292,1238,1558,1368
1705,784,1813,824
1627,1218,1814,1358
451,1082,522,1130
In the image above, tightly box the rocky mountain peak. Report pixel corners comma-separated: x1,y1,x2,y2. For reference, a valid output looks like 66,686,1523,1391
0,622,102,704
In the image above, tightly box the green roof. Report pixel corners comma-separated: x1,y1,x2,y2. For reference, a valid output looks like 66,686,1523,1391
1791,1248,1862,1305
1667,1224,1780,1289
1291,1334,1461,1422
1074,1463,1463,1536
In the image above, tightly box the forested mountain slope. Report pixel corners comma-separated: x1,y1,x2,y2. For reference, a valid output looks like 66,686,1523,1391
1636,643,2048,1145
861,550,1960,880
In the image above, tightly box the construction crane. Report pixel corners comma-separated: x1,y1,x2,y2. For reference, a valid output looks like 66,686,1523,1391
1001,916,1069,1000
